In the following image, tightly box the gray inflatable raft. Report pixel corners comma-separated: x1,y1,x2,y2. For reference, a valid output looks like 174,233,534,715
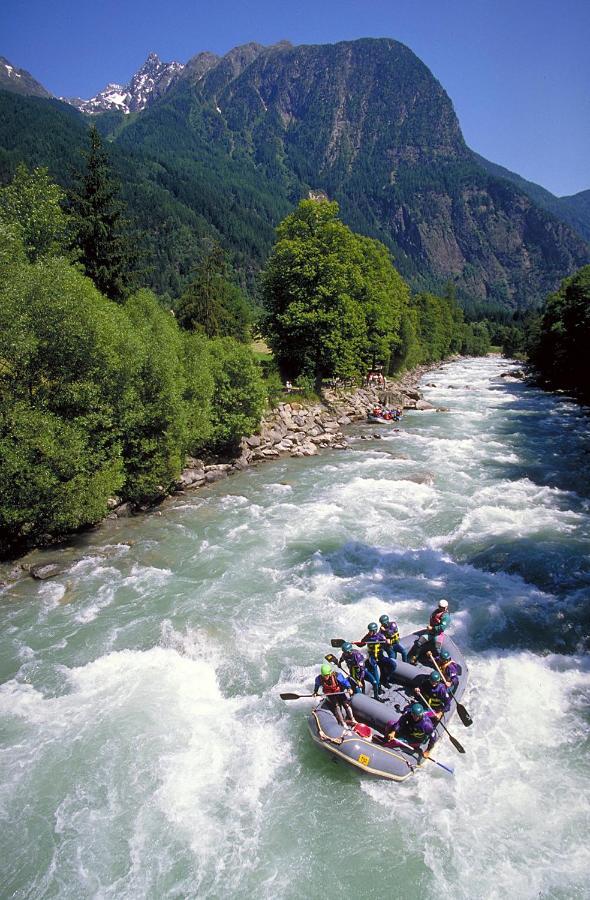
307,631,469,781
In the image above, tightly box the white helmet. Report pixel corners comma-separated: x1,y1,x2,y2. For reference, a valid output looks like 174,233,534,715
438,599,449,609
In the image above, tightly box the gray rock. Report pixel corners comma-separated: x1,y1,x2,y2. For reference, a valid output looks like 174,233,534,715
415,399,435,410
232,458,250,471
115,502,134,518
107,496,122,509
205,469,228,483
299,443,318,456
245,434,261,448
402,472,435,485
29,563,67,580
178,467,206,488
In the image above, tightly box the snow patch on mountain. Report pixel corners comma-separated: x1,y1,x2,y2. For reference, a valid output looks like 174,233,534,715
63,52,184,115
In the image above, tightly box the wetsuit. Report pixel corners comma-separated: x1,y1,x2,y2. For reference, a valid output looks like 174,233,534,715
383,709,438,754
355,631,397,688
381,621,408,663
339,649,380,700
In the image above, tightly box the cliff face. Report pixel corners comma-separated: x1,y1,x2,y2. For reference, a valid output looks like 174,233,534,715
2,38,587,308
117,37,587,308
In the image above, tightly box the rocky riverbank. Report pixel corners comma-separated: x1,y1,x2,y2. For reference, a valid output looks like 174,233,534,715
153,363,444,497
1,363,444,580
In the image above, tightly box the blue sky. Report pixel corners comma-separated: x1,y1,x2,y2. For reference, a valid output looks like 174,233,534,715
2,0,588,196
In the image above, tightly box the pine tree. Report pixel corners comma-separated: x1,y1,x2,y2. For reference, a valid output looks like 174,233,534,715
175,241,252,341
70,126,133,302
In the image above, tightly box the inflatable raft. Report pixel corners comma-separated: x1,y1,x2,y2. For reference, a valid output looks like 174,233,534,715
307,631,468,781
366,413,401,425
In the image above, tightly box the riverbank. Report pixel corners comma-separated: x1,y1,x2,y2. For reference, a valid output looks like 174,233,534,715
0,362,448,581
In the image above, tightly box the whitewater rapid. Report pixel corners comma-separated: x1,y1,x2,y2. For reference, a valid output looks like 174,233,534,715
1,356,589,899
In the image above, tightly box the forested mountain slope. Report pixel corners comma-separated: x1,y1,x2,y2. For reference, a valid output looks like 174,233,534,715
1,37,588,307
473,152,590,243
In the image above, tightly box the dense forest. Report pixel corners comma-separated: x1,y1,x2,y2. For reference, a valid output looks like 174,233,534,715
527,266,590,400
0,138,487,556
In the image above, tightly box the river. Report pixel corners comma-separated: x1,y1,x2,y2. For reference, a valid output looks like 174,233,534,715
1,356,589,900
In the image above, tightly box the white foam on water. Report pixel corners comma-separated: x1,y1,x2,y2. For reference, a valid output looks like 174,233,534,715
360,653,590,899
0,646,293,898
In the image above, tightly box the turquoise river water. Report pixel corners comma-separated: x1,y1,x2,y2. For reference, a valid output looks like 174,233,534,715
1,356,589,900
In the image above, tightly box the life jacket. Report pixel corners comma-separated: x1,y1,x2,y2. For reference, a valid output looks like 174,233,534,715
430,608,446,628
441,659,460,682
422,682,449,710
342,651,365,681
400,710,437,744
321,673,342,694
364,636,383,659
384,622,400,644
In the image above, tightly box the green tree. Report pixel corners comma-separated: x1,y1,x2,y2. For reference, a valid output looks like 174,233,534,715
207,337,266,454
261,199,393,385
529,265,590,396
355,235,409,370
0,163,72,262
0,256,139,555
181,331,215,454
70,126,134,302
176,242,252,341
389,304,421,373
122,290,187,502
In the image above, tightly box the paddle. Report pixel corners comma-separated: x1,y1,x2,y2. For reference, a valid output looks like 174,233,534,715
415,688,466,754
331,638,345,648
390,736,455,776
427,651,473,727
280,690,348,701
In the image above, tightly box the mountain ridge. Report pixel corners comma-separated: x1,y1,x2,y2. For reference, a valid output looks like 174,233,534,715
1,38,588,308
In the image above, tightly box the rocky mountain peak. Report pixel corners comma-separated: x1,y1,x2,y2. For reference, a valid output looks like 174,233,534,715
0,56,52,98
63,52,184,115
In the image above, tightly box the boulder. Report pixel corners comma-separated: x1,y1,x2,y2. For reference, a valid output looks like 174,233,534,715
415,399,435,410
299,443,318,456
402,472,435,485
204,464,230,483
245,434,261,448
114,502,134,518
29,563,67,580
178,467,206,489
